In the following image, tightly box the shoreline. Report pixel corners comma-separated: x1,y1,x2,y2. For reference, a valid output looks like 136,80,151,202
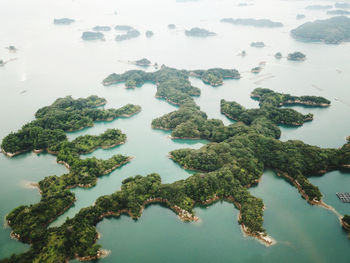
201,195,275,246
276,171,343,223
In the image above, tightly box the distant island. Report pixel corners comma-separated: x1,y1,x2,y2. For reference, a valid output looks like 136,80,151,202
287,51,306,61
93,26,111,31
115,25,134,31
274,52,282,59
185,27,216,37
53,18,75,25
115,30,140,41
327,9,350,15
335,2,350,9
146,30,154,38
305,5,332,10
81,31,104,41
221,18,283,27
251,66,262,73
134,58,151,67
296,14,306,20
250,41,265,48
291,16,350,44
168,24,176,29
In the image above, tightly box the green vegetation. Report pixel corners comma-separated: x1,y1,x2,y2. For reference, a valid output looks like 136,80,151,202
1,97,138,262
221,88,330,126
135,58,151,67
1,96,140,155
288,51,306,61
3,70,350,262
291,16,350,44
221,18,283,27
103,66,240,103
185,27,216,37
189,68,240,86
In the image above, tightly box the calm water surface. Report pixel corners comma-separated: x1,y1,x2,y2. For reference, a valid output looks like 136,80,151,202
0,0,349,262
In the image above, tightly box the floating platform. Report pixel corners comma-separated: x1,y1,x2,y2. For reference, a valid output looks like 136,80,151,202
336,193,350,203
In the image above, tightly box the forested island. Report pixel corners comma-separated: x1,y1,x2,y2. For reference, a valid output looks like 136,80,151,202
81,32,104,40
53,18,75,25
3,68,350,262
185,27,216,37
287,51,306,61
1,96,140,156
291,16,350,44
134,58,151,67
221,18,283,27
103,66,240,97
296,14,306,20
0,96,142,262
274,52,282,59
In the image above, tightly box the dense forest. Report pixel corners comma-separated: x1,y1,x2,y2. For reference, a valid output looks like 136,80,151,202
2,73,350,262
1,95,140,155
102,66,240,101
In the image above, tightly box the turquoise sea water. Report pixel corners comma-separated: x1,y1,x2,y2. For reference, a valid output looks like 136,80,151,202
0,0,349,262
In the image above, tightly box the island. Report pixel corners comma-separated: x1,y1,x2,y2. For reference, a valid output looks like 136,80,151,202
134,58,152,67
93,26,111,31
287,51,306,61
81,31,104,40
115,30,140,41
251,41,265,48
1,95,141,156
6,45,17,52
102,66,240,99
185,27,216,37
146,30,154,38
53,18,75,25
305,5,333,10
3,67,350,262
335,2,350,9
114,25,134,31
296,14,306,20
251,66,262,73
291,16,350,44
221,18,283,27
327,9,350,15
168,24,176,29
274,52,282,59
0,59,3,66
